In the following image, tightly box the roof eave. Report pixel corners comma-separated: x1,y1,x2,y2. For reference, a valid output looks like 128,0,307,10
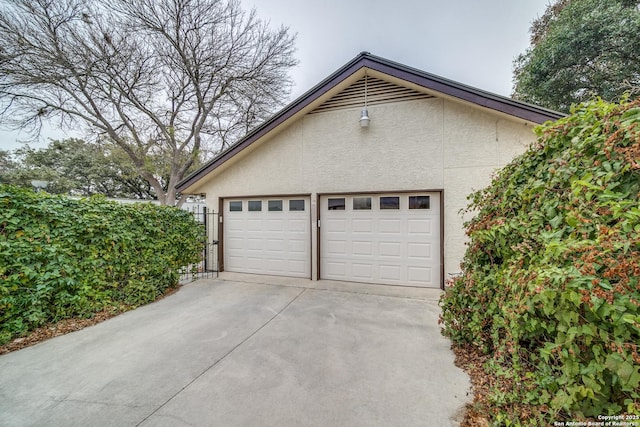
177,54,368,193
177,52,564,193
360,54,563,123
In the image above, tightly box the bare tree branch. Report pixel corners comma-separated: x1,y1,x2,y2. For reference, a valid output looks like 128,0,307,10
0,0,297,205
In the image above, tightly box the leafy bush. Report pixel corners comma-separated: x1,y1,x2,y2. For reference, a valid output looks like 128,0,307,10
0,186,202,344
440,98,640,423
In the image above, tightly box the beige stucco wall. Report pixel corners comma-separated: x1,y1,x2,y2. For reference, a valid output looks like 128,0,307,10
194,95,537,283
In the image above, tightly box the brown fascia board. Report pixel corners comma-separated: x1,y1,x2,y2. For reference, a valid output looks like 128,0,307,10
176,53,367,192
365,53,565,124
176,52,564,192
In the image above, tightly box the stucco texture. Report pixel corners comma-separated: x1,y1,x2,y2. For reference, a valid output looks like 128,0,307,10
194,94,537,284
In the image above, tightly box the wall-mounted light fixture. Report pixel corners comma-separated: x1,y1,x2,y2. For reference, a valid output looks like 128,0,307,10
359,72,370,128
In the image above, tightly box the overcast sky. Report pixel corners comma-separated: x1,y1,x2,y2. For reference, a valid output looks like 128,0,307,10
1,0,549,151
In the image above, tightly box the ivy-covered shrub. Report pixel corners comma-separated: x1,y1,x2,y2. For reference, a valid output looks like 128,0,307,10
0,186,202,344
440,99,640,422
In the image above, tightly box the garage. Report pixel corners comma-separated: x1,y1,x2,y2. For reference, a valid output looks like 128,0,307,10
320,193,441,288
177,53,562,289
223,196,311,278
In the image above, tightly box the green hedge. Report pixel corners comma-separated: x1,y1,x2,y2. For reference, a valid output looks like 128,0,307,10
0,185,202,344
440,99,640,423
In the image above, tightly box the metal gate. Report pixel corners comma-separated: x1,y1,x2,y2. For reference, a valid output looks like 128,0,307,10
180,206,219,282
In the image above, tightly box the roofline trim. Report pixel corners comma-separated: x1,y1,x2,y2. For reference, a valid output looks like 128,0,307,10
177,52,564,192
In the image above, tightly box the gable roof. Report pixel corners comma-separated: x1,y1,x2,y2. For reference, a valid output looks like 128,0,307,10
177,52,564,193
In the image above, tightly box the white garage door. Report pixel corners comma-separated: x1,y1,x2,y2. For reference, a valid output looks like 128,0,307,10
320,193,441,288
224,197,311,278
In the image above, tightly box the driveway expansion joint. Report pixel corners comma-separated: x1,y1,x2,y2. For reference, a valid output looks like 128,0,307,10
135,287,307,426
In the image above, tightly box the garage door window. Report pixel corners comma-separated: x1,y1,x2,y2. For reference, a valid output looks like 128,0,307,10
328,198,345,210
353,197,371,210
248,200,262,211
409,196,430,209
380,196,400,210
289,199,305,211
229,201,242,211
268,200,283,211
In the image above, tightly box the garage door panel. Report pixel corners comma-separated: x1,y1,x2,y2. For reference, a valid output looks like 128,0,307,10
326,240,346,256
321,193,440,288
288,218,307,233
352,263,373,280
379,265,401,281
407,218,432,234
267,219,284,231
266,239,285,253
326,220,346,234
226,218,244,232
227,237,244,250
288,239,307,254
266,259,285,272
247,219,263,231
379,219,402,234
245,256,264,269
326,261,346,276
246,238,264,251
408,242,431,259
288,260,307,274
379,241,401,257
352,219,373,232
224,197,311,278
408,266,431,283
226,255,244,269
352,241,373,256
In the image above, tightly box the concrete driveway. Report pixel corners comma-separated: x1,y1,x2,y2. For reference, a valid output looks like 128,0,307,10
0,273,470,427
